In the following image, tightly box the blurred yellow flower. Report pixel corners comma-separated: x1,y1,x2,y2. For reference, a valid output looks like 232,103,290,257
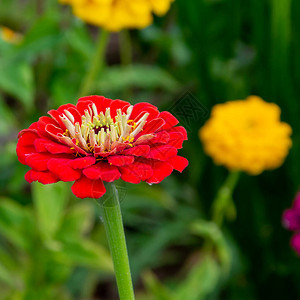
199,96,292,175
1,26,23,44
60,0,174,31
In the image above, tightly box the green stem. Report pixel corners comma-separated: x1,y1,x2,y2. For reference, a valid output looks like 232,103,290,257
79,29,110,97
99,183,135,300
212,171,240,227
119,29,133,100
119,29,132,66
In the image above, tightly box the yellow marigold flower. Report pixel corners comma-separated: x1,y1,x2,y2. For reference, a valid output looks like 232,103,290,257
0,26,23,44
199,96,292,175
60,0,174,31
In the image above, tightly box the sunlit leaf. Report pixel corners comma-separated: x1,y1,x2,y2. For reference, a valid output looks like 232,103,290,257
0,59,34,111
54,240,113,272
0,247,23,288
0,197,34,251
15,14,62,60
190,220,231,274
142,270,174,300
32,182,69,241
56,201,94,241
175,255,220,300
97,65,179,94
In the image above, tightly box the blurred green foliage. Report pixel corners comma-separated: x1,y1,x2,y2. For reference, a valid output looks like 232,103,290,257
0,0,300,299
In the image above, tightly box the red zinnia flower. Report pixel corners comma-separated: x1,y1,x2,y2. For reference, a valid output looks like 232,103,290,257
17,96,188,199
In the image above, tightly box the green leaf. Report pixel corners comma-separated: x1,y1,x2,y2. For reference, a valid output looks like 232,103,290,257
130,221,187,278
66,21,94,58
190,220,231,274
0,59,34,111
97,65,179,94
0,197,34,251
142,271,174,300
50,73,79,107
56,201,94,241
32,182,69,241
54,240,113,272
0,247,22,288
124,182,176,211
175,255,220,300
0,95,17,136
15,14,62,61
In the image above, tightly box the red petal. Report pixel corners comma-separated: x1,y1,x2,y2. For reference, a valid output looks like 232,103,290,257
141,118,165,135
150,131,170,145
71,176,106,199
110,142,128,153
45,125,88,156
34,138,74,154
47,158,81,181
26,170,59,184
25,170,33,183
28,122,38,130
67,107,82,124
77,95,106,103
18,123,38,138
109,99,130,118
167,126,188,140
122,145,150,156
99,97,113,113
37,116,59,138
57,104,82,124
119,166,141,184
68,156,96,169
146,145,177,161
25,153,55,171
83,161,121,182
168,156,188,172
76,100,93,116
45,124,64,138
146,161,173,184
131,102,159,121
131,160,153,180
48,109,67,130
134,134,155,145
57,103,77,114
16,131,38,164
168,132,185,149
77,96,112,115
107,155,134,166
159,111,179,129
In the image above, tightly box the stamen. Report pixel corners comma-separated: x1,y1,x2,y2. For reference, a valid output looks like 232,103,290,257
110,124,117,143
89,130,96,148
85,110,91,123
126,105,133,120
60,114,76,137
75,122,88,150
130,113,149,138
100,128,106,145
104,130,110,151
67,105,149,154
64,110,75,123
92,103,98,116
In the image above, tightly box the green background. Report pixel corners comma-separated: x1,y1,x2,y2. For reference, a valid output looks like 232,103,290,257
0,0,299,299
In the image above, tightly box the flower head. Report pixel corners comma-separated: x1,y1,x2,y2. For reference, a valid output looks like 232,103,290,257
17,96,188,199
60,0,174,31
282,192,300,255
199,96,292,175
